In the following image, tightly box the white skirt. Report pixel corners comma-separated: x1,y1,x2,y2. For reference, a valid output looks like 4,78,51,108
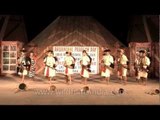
118,67,127,77
23,69,28,75
101,69,111,77
122,68,127,77
80,68,89,78
138,71,148,79
44,66,56,77
65,67,73,75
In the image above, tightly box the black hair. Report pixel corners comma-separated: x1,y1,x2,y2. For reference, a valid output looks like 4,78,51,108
66,51,72,55
82,50,87,53
47,50,53,52
48,50,53,53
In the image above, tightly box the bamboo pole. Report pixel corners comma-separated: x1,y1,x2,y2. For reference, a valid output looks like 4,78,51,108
143,16,160,62
0,16,10,41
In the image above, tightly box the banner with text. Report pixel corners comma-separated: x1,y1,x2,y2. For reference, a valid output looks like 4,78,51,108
53,46,99,74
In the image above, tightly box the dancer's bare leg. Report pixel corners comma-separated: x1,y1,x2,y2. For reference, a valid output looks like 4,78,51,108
122,76,127,85
84,78,87,85
21,75,25,83
68,75,72,85
106,77,110,84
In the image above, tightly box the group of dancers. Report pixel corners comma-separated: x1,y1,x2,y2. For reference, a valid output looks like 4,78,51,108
17,47,151,86
17,48,36,83
43,50,91,85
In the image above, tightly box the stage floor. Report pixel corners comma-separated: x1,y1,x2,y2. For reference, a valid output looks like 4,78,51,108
0,74,159,105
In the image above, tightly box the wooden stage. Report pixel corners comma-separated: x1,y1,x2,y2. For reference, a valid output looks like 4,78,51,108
0,74,159,105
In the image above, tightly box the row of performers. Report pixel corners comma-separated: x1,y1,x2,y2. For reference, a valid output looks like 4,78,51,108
43,50,91,85
17,48,36,82
17,48,151,85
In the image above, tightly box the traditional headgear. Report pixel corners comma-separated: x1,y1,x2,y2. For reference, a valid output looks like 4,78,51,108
20,48,27,52
82,50,87,53
117,48,124,53
47,50,53,54
139,49,147,54
47,50,52,52
104,48,111,52
66,50,72,55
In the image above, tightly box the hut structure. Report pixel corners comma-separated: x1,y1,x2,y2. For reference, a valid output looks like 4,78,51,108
1,15,158,79
28,16,125,75
0,15,27,74
127,15,159,78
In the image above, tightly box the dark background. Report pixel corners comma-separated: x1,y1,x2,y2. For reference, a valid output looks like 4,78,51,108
1,1,159,46
0,0,159,117
24,15,131,46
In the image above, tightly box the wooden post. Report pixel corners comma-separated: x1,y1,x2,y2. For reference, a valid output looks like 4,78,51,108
143,16,152,42
143,16,160,78
143,15,160,62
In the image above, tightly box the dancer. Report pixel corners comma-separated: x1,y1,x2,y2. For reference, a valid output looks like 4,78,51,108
101,49,114,84
136,50,150,85
80,50,92,85
17,48,30,83
117,48,129,85
64,51,75,84
44,50,57,85
28,51,36,80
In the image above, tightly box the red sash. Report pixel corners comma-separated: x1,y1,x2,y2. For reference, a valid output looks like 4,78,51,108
81,66,85,76
118,66,122,76
46,67,49,77
65,67,68,74
101,66,107,72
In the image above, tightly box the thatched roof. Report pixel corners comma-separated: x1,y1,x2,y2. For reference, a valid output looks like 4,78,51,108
28,16,125,74
0,15,28,43
29,16,124,50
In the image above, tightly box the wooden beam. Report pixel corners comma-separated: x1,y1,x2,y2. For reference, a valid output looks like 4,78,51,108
0,16,10,41
143,16,152,42
143,15,160,79
4,22,20,39
154,55,160,63
143,16,159,52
